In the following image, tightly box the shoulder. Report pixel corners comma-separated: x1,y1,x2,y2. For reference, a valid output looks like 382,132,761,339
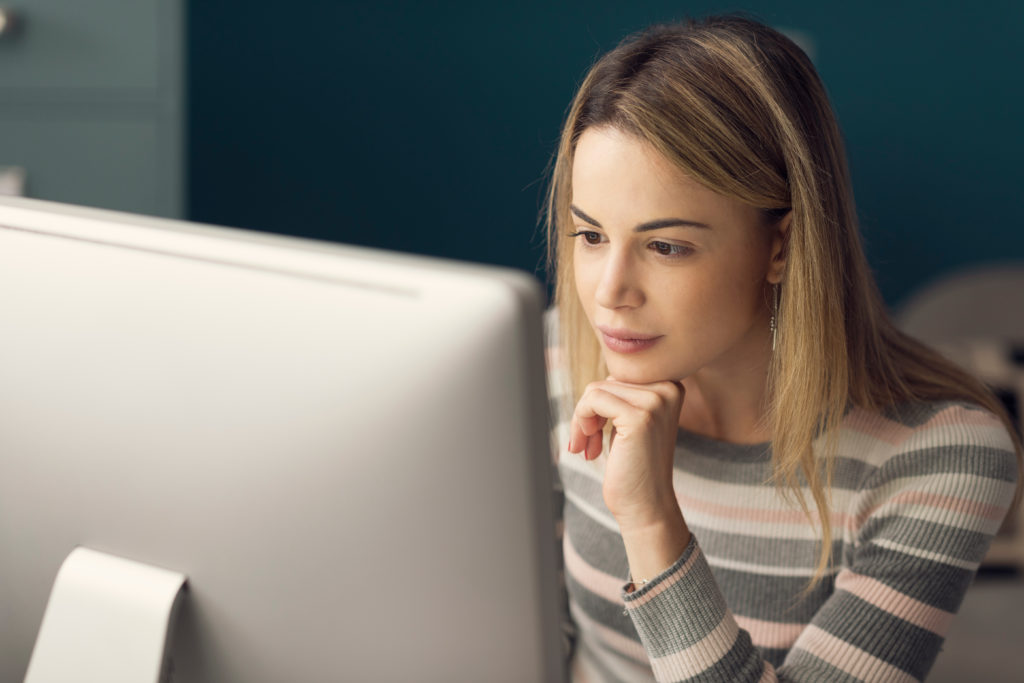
839,399,1018,503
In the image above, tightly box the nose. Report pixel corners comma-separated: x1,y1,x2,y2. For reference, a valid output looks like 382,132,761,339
594,246,643,310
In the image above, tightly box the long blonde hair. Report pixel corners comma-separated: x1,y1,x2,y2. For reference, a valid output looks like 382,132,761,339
543,15,1023,583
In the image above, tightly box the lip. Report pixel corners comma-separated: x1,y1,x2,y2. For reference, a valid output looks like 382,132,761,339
597,326,662,354
597,326,660,341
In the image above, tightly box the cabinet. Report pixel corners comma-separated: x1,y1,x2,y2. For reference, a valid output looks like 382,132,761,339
0,0,183,217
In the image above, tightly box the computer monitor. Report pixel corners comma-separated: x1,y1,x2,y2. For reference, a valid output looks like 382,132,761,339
0,196,564,682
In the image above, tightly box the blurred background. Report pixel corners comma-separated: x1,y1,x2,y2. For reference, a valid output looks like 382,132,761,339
1,1,1021,307
1,1,1022,680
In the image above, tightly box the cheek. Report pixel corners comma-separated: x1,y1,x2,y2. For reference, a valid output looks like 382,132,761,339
573,252,600,293
667,263,761,333
572,260,595,313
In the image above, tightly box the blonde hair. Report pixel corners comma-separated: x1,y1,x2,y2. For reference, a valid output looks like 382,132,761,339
543,15,1023,585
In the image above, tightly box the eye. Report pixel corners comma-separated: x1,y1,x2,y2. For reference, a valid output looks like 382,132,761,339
649,241,693,258
567,230,603,246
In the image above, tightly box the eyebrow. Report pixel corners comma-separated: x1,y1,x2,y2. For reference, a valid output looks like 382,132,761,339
570,204,711,232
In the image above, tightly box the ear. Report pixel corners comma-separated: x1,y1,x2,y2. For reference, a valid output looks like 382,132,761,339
766,210,791,285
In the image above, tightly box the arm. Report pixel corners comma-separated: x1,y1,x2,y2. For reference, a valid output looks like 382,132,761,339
617,404,1018,682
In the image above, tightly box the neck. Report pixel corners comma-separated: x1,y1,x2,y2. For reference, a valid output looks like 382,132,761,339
677,322,773,445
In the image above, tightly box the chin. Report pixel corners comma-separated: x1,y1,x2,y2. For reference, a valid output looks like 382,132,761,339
604,356,689,385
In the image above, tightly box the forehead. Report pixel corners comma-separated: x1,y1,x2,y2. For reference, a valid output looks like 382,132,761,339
570,126,757,229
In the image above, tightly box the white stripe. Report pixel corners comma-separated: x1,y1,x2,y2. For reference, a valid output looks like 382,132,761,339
648,616,740,680
862,472,1015,506
832,428,904,467
564,489,621,534
904,421,1013,452
862,503,1007,536
569,601,650,666
872,538,980,570
831,417,1012,467
684,515,823,541
673,472,859,512
706,555,841,577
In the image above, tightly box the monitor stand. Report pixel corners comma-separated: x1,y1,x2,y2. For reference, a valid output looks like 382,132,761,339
23,547,187,683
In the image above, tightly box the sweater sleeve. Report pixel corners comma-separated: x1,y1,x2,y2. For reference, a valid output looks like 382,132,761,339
621,404,1019,682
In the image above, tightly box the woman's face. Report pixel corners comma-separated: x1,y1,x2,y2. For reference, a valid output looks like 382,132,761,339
570,126,784,384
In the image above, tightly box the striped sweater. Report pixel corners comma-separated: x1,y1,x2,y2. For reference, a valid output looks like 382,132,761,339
545,313,1019,682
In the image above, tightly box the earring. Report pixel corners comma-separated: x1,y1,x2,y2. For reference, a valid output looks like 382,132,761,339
770,283,779,351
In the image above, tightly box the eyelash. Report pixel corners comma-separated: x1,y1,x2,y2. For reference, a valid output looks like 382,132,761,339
566,230,694,258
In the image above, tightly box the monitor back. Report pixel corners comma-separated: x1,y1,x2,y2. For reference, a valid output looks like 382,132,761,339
0,197,563,682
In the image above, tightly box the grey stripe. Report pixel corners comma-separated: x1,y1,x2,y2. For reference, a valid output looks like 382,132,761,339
871,445,1018,483
692,525,843,571
779,649,867,683
879,399,989,427
680,630,766,682
558,463,607,511
625,545,730,659
813,592,941,680
848,543,974,611
563,499,630,577
707,566,835,623
757,646,787,670
565,571,641,642
858,514,997,564
676,451,774,485
575,631,636,683
676,428,772,462
678,450,877,490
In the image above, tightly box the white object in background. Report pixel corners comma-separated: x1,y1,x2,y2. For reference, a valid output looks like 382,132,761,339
23,547,188,683
0,166,25,195
0,7,21,37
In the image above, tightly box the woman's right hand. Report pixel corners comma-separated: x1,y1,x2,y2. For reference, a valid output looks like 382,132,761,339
567,376,685,532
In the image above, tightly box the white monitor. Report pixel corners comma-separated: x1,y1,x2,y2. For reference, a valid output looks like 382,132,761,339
0,196,564,682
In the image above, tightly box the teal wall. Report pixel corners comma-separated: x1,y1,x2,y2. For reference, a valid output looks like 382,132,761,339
188,2,1024,307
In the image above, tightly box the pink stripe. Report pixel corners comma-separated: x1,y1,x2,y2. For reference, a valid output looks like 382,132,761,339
856,487,1009,529
676,491,855,528
734,614,805,649
796,624,917,683
649,617,739,680
842,404,1001,448
922,404,1002,430
887,489,1007,521
562,531,626,606
624,544,702,607
835,570,954,635
759,661,778,682
844,408,914,446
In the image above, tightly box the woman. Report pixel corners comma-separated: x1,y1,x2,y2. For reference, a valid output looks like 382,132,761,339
543,16,1022,683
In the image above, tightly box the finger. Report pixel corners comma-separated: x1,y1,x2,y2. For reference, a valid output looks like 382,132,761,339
574,387,642,427
606,376,686,402
573,388,645,459
591,380,681,415
585,431,603,460
569,412,606,454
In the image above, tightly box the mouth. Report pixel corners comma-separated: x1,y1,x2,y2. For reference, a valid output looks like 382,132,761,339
597,326,660,341
597,326,662,353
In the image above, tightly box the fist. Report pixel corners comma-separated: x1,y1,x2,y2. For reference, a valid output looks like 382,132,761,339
568,377,685,529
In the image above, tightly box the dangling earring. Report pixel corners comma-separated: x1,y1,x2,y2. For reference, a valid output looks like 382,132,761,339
769,283,779,351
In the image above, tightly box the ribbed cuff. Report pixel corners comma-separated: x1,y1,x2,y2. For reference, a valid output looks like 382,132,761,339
621,536,759,681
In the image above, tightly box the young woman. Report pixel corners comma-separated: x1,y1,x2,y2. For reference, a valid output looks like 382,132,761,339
542,16,1022,683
